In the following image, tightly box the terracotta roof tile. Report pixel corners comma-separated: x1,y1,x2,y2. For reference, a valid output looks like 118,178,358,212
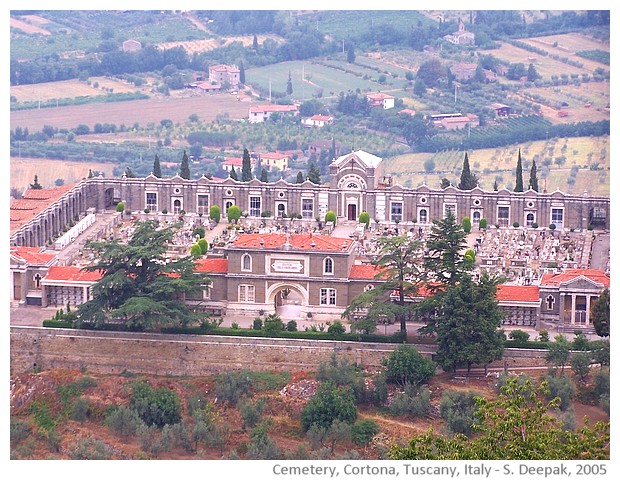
232,233,353,252
540,269,610,287
44,266,102,283
195,258,228,273
496,284,540,303
349,264,385,280
10,246,58,265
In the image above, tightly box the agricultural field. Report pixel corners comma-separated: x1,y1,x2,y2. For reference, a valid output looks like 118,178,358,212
307,10,434,42
10,92,253,132
10,157,117,192
10,11,209,60
517,83,609,125
384,135,609,197
157,34,285,54
521,33,610,73
10,77,147,103
245,59,399,100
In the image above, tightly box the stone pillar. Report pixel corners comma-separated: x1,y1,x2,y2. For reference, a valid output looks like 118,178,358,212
41,284,48,308
570,294,576,324
83,286,89,304
559,293,565,324
585,295,592,325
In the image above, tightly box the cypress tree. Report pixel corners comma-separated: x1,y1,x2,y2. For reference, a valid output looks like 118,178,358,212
153,154,162,178
296,171,305,184
458,152,478,190
308,159,321,185
514,149,524,192
528,159,539,192
239,61,246,84
286,72,293,95
230,166,239,181
241,148,253,181
260,169,268,182
180,150,191,180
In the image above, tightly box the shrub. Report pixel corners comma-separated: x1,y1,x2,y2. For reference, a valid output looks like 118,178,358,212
461,216,472,233
214,371,253,406
513,222,520,228
68,438,114,460
390,385,431,418
286,320,297,332
197,238,209,254
325,210,337,224
479,218,488,229
382,345,436,387
190,243,202,257
10,418,31,445
106,405,143,437
192,226,206,238
263,313,285,335
543,375,576,411
509,330,530,344
538,330,549,342
439,390,478,436
71,397,92,422
253,318,263,330
209,205,221,223
327,320,346,335
350,419,380,446
129,381,182,428
227,205,241,223
301,381,357,432
239,398,266,431
358,211,370,228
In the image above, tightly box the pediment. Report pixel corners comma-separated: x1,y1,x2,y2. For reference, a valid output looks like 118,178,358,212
561,276,604,290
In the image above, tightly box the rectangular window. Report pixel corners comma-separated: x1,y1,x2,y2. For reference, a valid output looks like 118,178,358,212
551,208,564,228
320,288,337,306
390,202,403,222
302,199,314,218
498,206,510,227
444,204,456,218
197,195,209,215
239,285,255,303
146,192,157,211
250,196,261,217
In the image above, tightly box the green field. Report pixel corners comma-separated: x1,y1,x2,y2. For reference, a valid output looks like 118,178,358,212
308,10,434,42
245,59,401,100
384,136,609,196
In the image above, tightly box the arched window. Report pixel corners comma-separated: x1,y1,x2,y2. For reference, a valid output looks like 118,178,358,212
346,182,358,189
546,295,555,310
419,209,428,223
473,211,481,223
242,253,252,271
526,213,535,227
324,257,334,275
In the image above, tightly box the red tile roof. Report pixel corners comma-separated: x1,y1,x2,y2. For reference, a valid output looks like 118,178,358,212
349,264,385,280
496,284,540,303
10,184,77,233
10,246,58,265
44,266,102,283
540,269,610,287
232,233,354,252
195,257,229,273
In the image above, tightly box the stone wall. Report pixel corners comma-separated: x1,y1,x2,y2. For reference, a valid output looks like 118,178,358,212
10,326,549,377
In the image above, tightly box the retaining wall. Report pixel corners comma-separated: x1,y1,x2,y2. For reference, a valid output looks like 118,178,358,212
10,327,549,377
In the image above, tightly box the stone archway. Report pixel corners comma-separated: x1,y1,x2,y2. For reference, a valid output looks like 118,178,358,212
266,283,308,320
